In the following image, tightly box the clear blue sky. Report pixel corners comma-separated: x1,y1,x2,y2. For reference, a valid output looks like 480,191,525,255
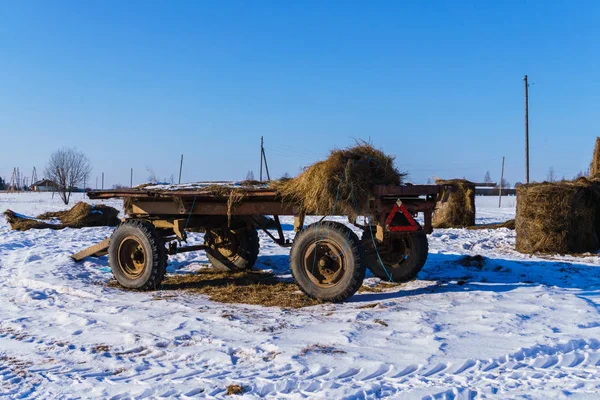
1,0,598,187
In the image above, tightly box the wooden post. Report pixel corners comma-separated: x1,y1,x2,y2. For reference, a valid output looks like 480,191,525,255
499,156,505,207
178,154,183,184
524,75,529,184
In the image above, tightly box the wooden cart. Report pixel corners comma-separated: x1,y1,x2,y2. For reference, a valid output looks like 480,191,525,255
75,183,444,302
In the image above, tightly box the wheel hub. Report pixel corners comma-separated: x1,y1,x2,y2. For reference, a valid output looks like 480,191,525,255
303,240,345,287
209,230,240,258
117,236,146,279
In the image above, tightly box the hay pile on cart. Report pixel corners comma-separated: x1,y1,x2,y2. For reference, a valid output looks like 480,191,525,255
274,142,405,218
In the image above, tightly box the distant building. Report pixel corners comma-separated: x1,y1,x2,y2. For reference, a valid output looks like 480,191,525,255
31,179,57,192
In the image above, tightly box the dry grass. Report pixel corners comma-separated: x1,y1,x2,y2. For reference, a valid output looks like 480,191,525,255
274,141,405,219
591,137,600,177
123,197,134,216
358,281,402,293
432,179,476,228
122,270,323,309
467,219,515,230
226,384,245,396
37,202,120,228
91,344,110,353
516,179,600,254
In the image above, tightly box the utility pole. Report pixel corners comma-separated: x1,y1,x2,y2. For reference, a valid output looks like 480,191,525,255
499,156,505,207
102,172,104,190
178,154,183,184
524,75,530,184
96,176,98,190
260,136,264,182
130,168,133,188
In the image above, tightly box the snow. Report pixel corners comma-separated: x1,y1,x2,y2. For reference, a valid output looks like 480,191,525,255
142,181,270,191
1,192,600,399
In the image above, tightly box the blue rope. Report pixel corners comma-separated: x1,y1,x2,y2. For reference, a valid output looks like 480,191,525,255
184,195,198,231
174,194,198,257
368,217,393,282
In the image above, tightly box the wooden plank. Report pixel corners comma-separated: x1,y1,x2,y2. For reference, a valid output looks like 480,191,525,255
71,238,111,262
131,200,297,216
372,185,441,197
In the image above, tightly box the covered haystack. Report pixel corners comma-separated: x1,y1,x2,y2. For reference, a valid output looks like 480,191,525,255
516,180,600,254
590,137,600,177
4,202,120,231
432,179,476,228
3,210,63,231
37,202,120,228
275,142,405,218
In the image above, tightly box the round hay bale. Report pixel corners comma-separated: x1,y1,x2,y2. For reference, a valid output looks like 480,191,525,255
590,137,600,178
432,179,476,228
516,181,600,254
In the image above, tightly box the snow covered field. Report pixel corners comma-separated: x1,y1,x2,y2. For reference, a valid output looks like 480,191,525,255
1,193,600,399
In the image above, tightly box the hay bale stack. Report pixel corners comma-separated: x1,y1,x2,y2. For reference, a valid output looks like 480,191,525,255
590,137,600,177
275,143,405,218
516,180,600,254
432,179,476,228
5,202,120,231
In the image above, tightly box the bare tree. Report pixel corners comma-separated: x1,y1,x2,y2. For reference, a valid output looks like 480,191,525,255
45,148,92,205
246,170,255,181
484,171,492,184
575,169,590,179
501,178,511,188
547,167,556,182
146,166,157,183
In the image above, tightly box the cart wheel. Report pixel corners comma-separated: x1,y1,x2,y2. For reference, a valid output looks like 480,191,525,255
204,228,259,271
108,219,167,290
362,230,428,283
290,221,365,302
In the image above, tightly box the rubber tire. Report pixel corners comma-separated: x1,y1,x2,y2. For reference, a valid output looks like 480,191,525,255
290,221,365,302
362,230,429,283
204,228,260,272
108,219,168,290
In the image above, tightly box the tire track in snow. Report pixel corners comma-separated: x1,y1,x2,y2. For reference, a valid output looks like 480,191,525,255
3,322,600,399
